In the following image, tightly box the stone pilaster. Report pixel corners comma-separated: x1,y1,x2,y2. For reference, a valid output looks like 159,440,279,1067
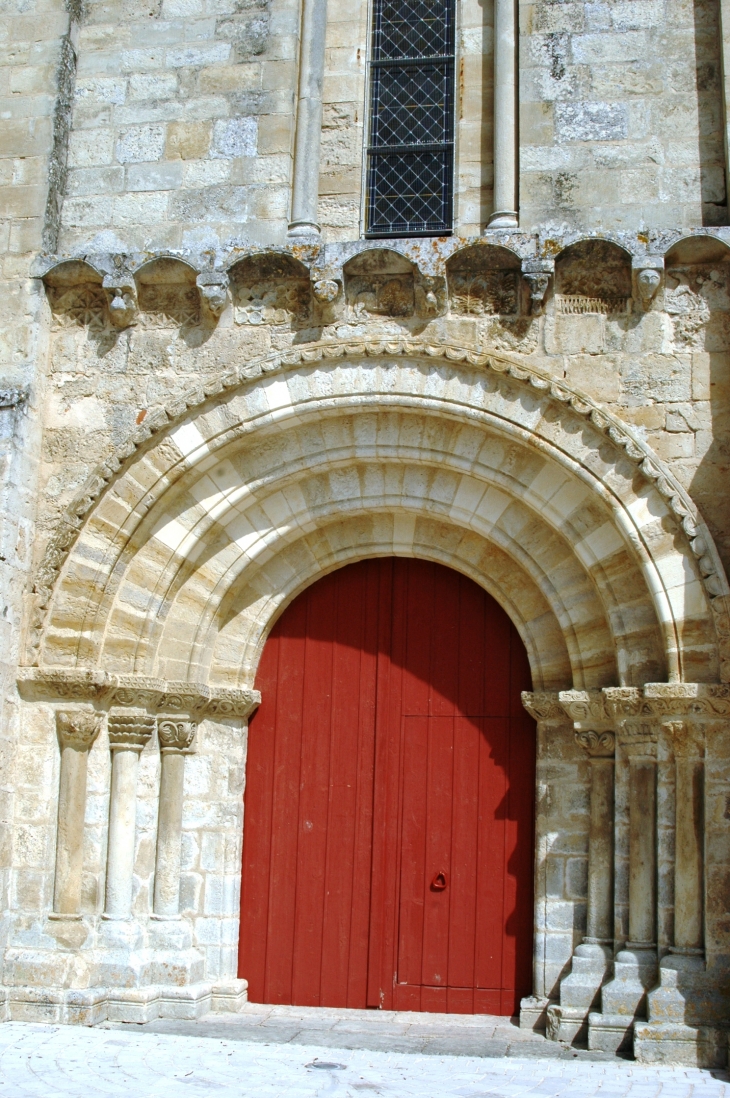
51,708,102,918
518,691,570,1033
545,690,616,1046
103,708,155,920
153,718,197,919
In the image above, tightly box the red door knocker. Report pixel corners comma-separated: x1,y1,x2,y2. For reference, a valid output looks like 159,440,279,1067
430,871,448,892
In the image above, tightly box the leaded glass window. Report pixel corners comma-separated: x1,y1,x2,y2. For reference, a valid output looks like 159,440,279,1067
365,0,455,237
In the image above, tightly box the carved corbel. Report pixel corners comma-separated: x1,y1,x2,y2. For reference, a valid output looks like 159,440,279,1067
196,270,229,320
415,276,445,318
632,256,663,308
102,273,137,327
312,278,340,304
521,259,553,315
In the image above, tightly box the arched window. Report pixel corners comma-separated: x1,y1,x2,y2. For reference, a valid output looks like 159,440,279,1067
365,0,456,237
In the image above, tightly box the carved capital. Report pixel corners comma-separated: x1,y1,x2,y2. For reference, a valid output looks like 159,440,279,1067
56,708,102,752
158,717,197,754
575,729,616,758
664,719,705,758
521,691,565,722
619,721,659,758
107,708,155,751
559,689,611,728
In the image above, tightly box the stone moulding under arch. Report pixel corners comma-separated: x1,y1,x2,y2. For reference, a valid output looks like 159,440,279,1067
24,338,730,694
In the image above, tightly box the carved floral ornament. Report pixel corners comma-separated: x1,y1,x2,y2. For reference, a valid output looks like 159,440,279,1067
17,668,260,719
522,686,727,751
23,338,730,682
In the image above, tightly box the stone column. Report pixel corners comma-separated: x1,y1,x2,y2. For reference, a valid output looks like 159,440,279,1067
153,717,197,919
51,708,102,917
670,722,704,955
488,0,518,228
546,690,616,1045
104,708,155,920
287,0,328,239
589,712,658,1056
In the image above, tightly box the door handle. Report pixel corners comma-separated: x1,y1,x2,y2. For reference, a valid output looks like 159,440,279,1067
430,871,448,891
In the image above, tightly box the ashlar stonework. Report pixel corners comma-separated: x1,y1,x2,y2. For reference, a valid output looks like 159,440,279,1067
2,0,730,1069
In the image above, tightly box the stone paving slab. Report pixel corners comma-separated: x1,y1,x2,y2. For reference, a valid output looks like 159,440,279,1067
102,1003,609,1060
0,1022,728,1098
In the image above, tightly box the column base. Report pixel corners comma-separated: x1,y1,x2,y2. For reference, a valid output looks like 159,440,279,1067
486,211,519,229
0,980,249,1025
546,942,613,1045
287,220,321,242
519,995,554,1031
588,947,658,1055
633,1023,727,1068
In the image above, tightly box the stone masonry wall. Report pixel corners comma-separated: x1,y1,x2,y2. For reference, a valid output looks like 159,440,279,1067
519,0,727,230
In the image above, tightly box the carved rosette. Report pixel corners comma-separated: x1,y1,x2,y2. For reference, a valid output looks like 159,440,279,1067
56,708,103,752
158,718,197,754
575,730,616,757
107,708,155,752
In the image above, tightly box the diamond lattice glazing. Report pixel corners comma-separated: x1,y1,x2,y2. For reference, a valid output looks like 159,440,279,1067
366,0,454,236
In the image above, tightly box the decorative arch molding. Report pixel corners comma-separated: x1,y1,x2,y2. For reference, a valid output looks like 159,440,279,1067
24,338,730,699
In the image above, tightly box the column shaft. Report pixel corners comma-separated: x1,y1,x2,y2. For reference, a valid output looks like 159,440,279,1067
674,755,704,952
628,757,657,946
105,748,141,918
288,0,328,236
104,709,154,920
489,0,518,228
586,756,614,942
53,710,101,915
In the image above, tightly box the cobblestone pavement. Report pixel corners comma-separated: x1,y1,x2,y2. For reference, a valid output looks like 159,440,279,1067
0,1013,728,1098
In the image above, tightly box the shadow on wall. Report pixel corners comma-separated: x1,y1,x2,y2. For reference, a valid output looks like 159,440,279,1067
693,0,727,225
667,236,730,575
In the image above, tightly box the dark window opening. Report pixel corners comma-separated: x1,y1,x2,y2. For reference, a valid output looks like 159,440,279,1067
365,0,455,237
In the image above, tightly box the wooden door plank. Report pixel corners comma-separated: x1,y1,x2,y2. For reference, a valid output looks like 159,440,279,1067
397,715,429,988
446,716,480,990
419,715,453,988
291,576,337,1005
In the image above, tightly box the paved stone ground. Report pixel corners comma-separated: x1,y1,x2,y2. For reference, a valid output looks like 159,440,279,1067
0,1010,728,1097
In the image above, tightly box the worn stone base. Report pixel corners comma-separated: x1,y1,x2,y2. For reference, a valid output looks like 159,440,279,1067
546,1004,590,1045
633,1022,728,1068
519,996,554,1032
0,981,248,1025
587,1012,635,1055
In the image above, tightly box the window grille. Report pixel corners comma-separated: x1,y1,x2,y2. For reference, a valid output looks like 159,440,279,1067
365,0,455,237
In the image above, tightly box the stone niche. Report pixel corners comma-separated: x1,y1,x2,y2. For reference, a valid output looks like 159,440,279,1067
45,260,108,330
136,257,202,331
343,249,415,319
446,244,521,317
554,240,632,315
664,235,730,352
230,253,311,327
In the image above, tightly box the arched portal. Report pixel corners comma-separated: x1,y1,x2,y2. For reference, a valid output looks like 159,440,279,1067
239,557,536,1014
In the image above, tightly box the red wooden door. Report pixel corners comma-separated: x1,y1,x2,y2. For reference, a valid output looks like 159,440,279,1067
239,558,535,1014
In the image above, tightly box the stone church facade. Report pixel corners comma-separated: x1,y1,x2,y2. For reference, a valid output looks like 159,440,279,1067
1,0,730,1068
